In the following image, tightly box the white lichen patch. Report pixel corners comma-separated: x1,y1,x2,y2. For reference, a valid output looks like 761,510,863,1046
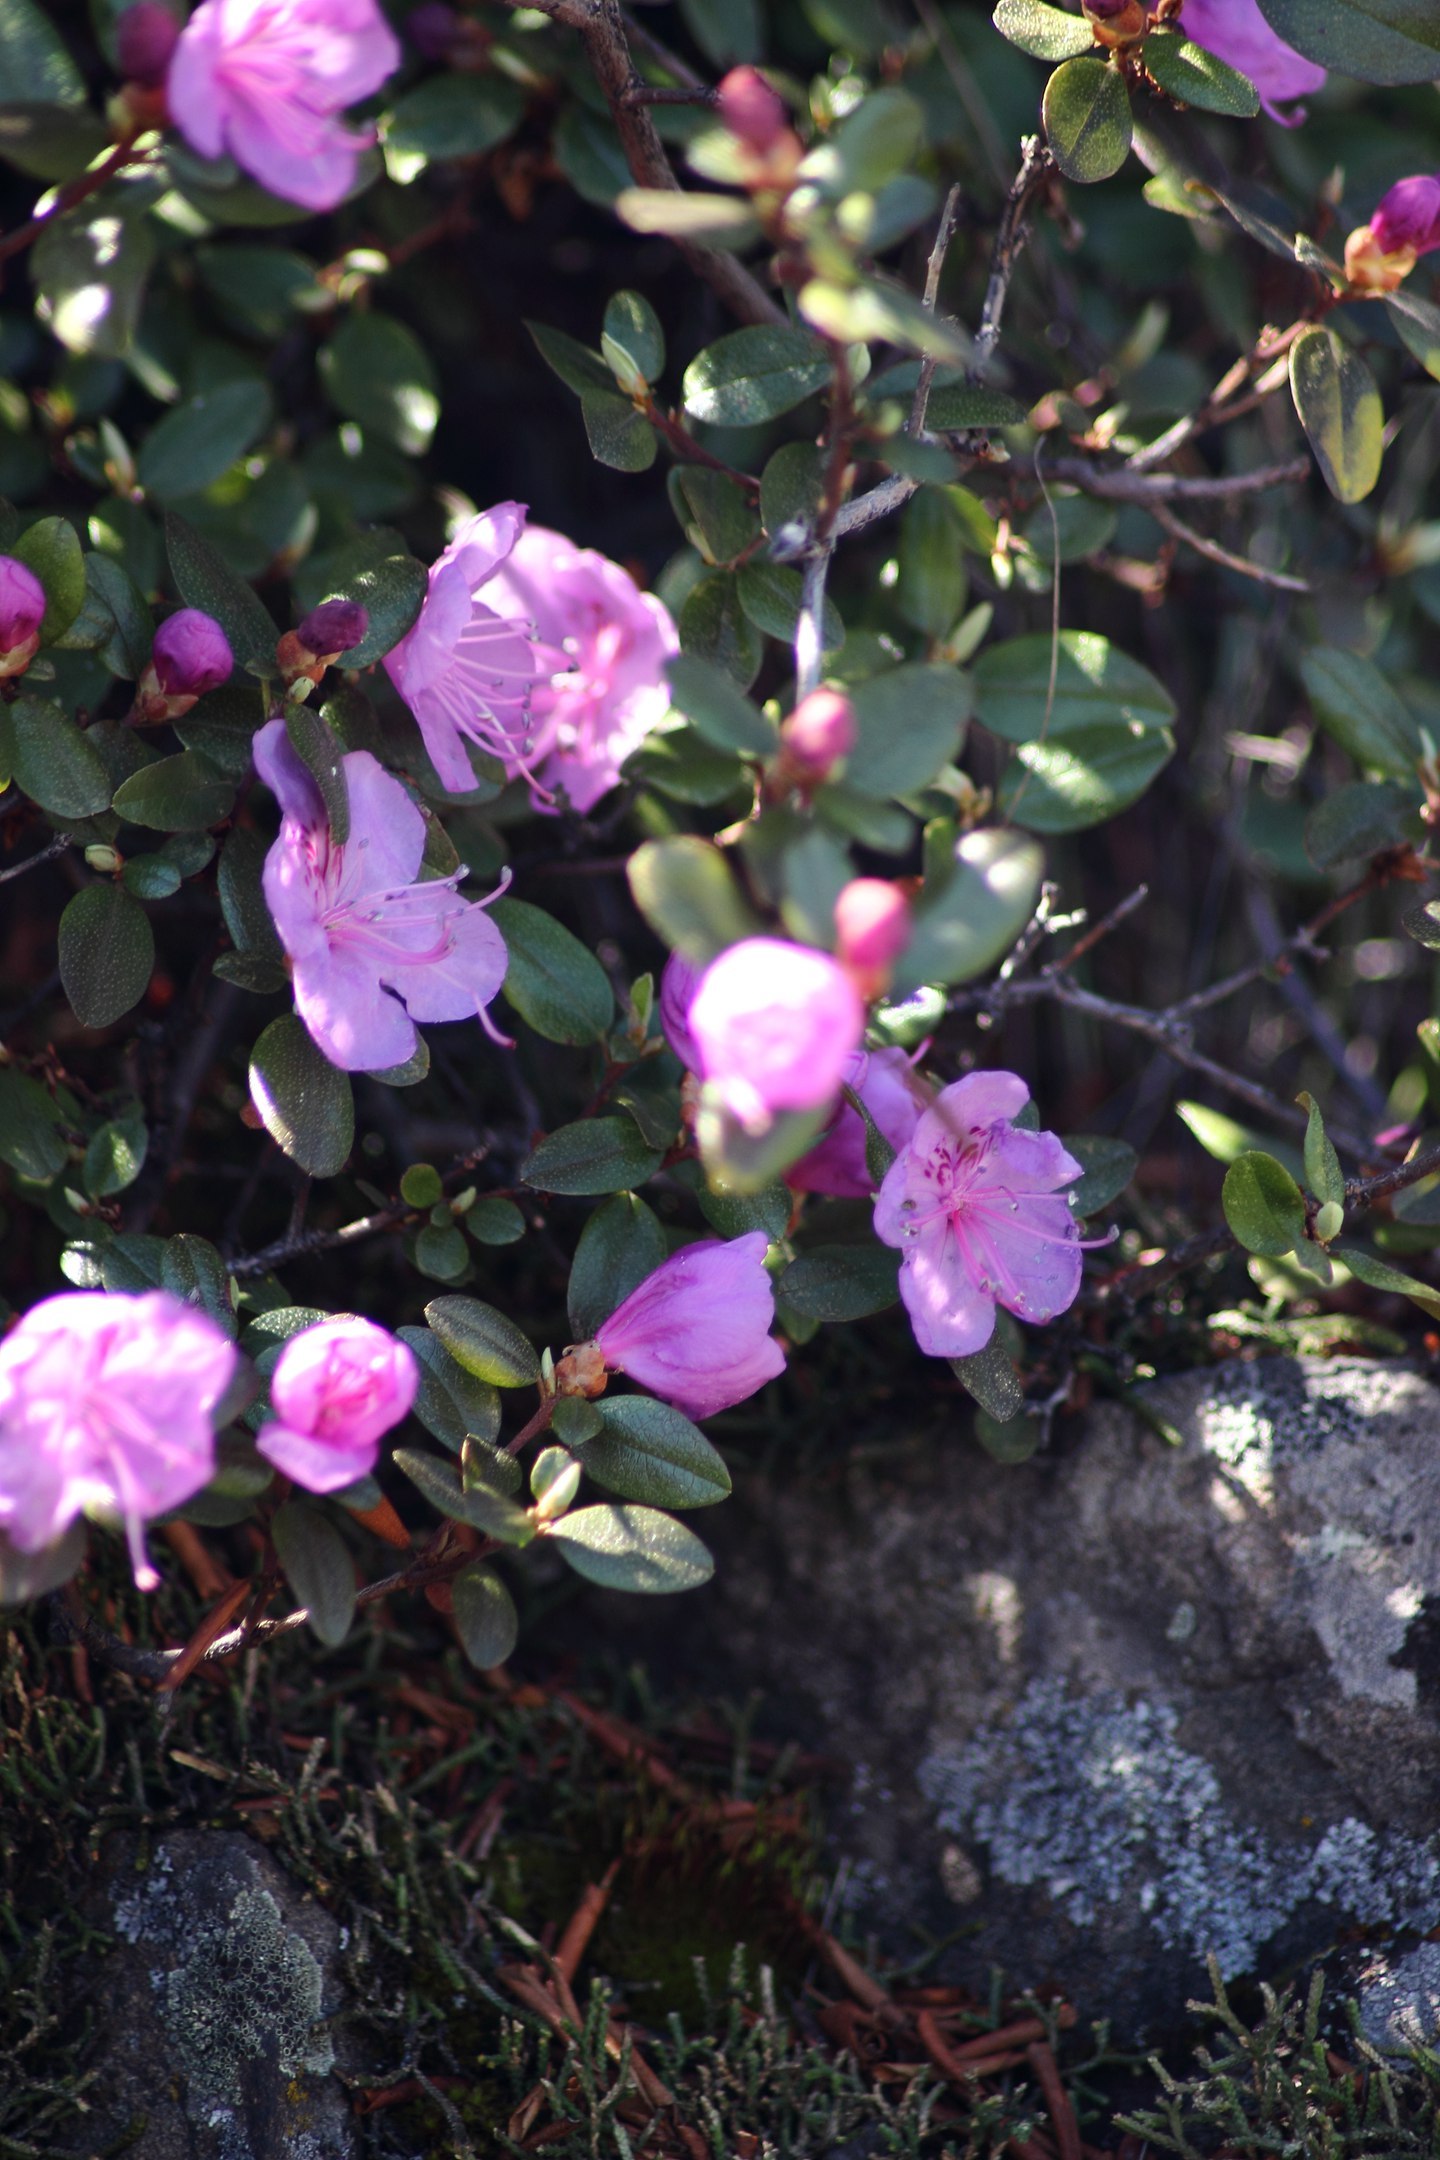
920,1677,1440,1978
162,1884,335,2101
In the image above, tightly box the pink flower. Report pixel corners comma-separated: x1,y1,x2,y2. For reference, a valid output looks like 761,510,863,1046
1372,175,1440,256
874,1071,1083,1359
592,1233,785,1419
659,949,705,1070
134,608,233,721
689,937,865,1132
167,0,401,212
835,878,911,1001
790,1046,933,1198
476,524,678,813
0,1290,236,1590
254,716,509,1072
0,555,45,681
383,503,548,796
257,1315,416,1492
1177,0,1324,124
779,687,856,782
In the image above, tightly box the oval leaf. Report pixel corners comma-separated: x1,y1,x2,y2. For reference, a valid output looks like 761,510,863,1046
1255,0,1440,87
59,883,154,1028
779,1246,901,1321
490,897,614,1045
1289,327,1383,507
581,1394,732,1508
425,1295,540,1387
272,1499,356,1647
451,1562,519,1668
568,1193,668,1339
1221,1150,1307,1256
0,695,111,817
546,1503,714,1592
522,1117,665,1196
248,1013,354,1178
682,326,829,426
1042,56,1132,186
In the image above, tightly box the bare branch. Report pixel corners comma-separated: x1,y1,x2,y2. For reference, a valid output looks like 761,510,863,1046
1044,455,1310,503
0,832,69,883
1147,500,1311,594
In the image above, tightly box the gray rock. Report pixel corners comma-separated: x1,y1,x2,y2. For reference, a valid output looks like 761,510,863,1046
1354,1941,1440,2054
78,1829,355,2160
642,1357,1440,2037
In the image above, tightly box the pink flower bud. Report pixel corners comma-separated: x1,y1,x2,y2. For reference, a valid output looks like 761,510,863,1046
0,555,45,682
659,949,705,1070
689,937,865,1132
296,599,369,659
835,879,911,999
592,1232,785,1419
132,609,232,722
257,1315,417,1494
115,0,180,84
717,66,789,155
780,688,856,781
1373,174,1440,257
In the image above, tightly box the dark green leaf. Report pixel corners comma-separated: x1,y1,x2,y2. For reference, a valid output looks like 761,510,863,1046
974,630,1175,743
0,0,85,107
87,553,152,679
603,289,665,385
382,72,525,180
778,1245,900,1320
12,516,85,642
1334,1243,1440,1320
1064,1134,1136,1215
678,574,764,687
1142,27,1258,115
674,468,758,566
526,320,613,396
1304,780,1414,868
848,664,971,796
283,701,349,844
546,1503,713,1592
33,207,155,358
902,826,1044,990
0,1068,66,1180
451,1563,519,1668
1254,0,1440,86
760,441,824,539
272,1500,355,1646
414,1223,469,1280
1387,288,1440,384
490,897,614,1045
895,490,966,639
0,102,106,181
111,749,234,831
218,826,284,961
294,535,426,668
161,1233,236,1336
1222,1150,1307,1256
1299,650,1418,779
82,1112,147,1198
59,883,154,1027
998,716,1175,831
682,326,829,427
248,1013,354,1178
665,652,775,756
467,1196,525,1246
0,694,110,816
1298,1092,1344,1210
392,1446,533,1539
581,389,657,473
522,1118,665,1197
138,381,273,502
991,0,1093,60
568,1192,667,1337
629,834,761,961
1042,56,1132,186
581,1396,732,1507
165,512,279,676
425,1294,540,1387
319,312,439,455
951,1338,1025,1419
735,561,844,648
397,1324,501,1449
1289,327,1383,507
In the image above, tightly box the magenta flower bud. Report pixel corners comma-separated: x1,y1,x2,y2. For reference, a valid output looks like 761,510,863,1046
689,937,865,1133
256,1316,417,1493
406,1,458,57
717,65,789,155
835,878,911,998
0,555,45,681
659,950,705,1070
296,599,369,658
115,0,181,84
592,1232,785,1419
780,688,856,780
0,1289,236,1591
790,1046,933,1198
1371,175,1440,258
875,1071,1085,1359
157,607,234,693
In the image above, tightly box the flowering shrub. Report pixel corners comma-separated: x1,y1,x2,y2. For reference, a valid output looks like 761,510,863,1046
1,0,1440,1676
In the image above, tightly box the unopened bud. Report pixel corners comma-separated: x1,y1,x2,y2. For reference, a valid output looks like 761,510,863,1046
778,688,856,784
0,555,45,683
1372,173,1440,257
115,0,180,84
1344,223,1416,294
1082,0,1146,44
278,600,369,695
835,877,911,1001
552,1344,609,1400
133,607,233,722
84,843,122,875
718,66,788,155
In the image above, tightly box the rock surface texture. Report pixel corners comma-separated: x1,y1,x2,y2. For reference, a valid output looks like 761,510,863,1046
78,1829,355,2160
664,1357,1440,2038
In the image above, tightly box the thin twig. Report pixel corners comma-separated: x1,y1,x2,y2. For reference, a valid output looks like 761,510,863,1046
909,184,963,440
1147,499,1311,593
1045,455,1310,503
0,140,142,269
0,832,70,882
970,135,1054,377
495,0,782,328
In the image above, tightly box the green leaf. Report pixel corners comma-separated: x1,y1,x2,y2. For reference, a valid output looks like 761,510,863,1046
1221,1150,1307,1256
696,1181,791,1241
294,534,426,668
165,512,278,676
847,664,971,797
283,702,349,844
798,276,970,366
1334,1243,1440,1321
546,1503,714,1592
677,0,759,67
1065,1134,1136,1215
895,490,966,639
58,883,154,1027
161,1233,236,1337
760,441,825,539
992,0,1094,60
271,1500,355,1647
1304,780,1413,869
1177,1099,1303,1179
425,1295,540,1387
0,1067,66,1180
801,85,923,196
902,827,1044,990
674,468,759,567
922,384,1027,430
83,1113,147,1198
397,1324,501,1449
490,897,615,1045
1298,1093,1344,1210
616,188,760,245
467,1196,525,1246
778,1245,900,1320
568,1192,668,1338
381,72,525,182
1387,288,1440,385
682,326,829,427
1299,650,1419,779
0,695,110,816
218,825,284,961
0,102,106,182
393,1445,533,1539
665,652,776,756
111,749,234,832
1288,327,1383,507
87,553,152,680
521,1118,665,1197
951,1339,1025,1420
678,573,763,687
13,516,86,643
526,320,614,396
628,835,760,961
696,1096,828,1195
735,561,844,649
1254,0,1440,86
974,630,1176,743
320,312,439,455
603,289,665,385
581,1396,732,1508
33,206,155,358
580,389,657,473
1042,56,1132,186
248,1013,354,1178
1142,28,1259,115
415,1222,469,1280
998,716,1175,831
0,0,85,106
451,1563,519,1668
137,381,273,503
